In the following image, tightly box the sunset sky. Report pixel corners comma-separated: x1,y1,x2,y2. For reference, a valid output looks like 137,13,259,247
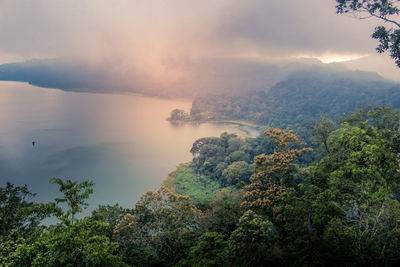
0,0,399,85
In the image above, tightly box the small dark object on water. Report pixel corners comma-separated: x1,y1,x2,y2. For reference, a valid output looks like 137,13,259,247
32,141,35,147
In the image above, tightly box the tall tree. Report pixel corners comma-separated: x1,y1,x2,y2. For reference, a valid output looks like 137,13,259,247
199,189,244,237
182,232,228,267
49,178,94,224
227,210,275,266
114,186,201,265
242,129,312,223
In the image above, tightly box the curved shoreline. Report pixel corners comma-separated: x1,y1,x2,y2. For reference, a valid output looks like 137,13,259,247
167,118,262,128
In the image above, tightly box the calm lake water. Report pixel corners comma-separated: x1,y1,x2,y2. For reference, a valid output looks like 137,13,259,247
0,81,258,210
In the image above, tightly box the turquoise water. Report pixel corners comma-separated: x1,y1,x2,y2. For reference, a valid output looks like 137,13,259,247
0,82,258,209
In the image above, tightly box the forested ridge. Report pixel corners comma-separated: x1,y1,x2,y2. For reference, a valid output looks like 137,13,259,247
186,72,400,136
2,106,400,266
0,57,389,98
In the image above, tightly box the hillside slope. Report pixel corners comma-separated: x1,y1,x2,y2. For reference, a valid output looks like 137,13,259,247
190,72,400,133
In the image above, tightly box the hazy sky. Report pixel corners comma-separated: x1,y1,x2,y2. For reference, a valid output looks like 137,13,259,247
0,0,398,84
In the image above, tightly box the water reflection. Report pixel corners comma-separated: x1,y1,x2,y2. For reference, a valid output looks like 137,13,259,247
0,82,258,209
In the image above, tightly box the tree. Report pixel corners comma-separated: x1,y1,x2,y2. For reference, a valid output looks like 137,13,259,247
181,232,227,267
7,218,127,267
227,211,276,266
1,179,127,267
0,183,38,236
114,186,201,265
91,204,131,239
91,204,130,227
310,122,400,264
313,116,336,155
242,129,312,222
336,0,400,67
227,150,250,163
49,178,94,224
340,105,400,149
169,109,190,121
222,161,253,185
0,183,58,237
199,189,243,237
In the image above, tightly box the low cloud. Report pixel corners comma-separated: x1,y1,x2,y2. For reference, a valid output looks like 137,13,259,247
0,0,398,90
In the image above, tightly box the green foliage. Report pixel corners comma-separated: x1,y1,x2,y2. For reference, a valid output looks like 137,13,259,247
163,164,222,204
8,218,126,267
227,210,276,266
311,124,400,227
200,189,244,237
165,131,274,205
341,105,400,148
118,246,161,267
4,106,400,265
227,150,251,163
308,112,400,264
189,75,400,142
222,161,253,185
0,229,27,266
49,178,94,224
114,187,201,266
312,116,336,155
91,204,130,227
189,132,271,186
180,232,227,267
1,179,126,267
90,204,131,239
0,183,42,237
243,129,312,221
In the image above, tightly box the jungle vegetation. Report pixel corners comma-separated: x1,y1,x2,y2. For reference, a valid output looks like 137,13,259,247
2,106,400,266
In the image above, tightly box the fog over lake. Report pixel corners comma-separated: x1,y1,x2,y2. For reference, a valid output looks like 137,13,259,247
0,82,257,210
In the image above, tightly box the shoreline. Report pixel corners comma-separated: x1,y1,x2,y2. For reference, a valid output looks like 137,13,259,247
167,118,262,128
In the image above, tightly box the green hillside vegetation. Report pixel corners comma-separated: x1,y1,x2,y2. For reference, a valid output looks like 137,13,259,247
164,131,282,204
186,72,400,139
3,106,400,266
163,164,222,204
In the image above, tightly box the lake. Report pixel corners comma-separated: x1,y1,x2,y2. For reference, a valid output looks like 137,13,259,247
0,81,258,210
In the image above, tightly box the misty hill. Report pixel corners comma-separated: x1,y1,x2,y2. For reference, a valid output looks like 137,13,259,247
344,54,400,83
190,72,400,135
0,59,99,91
0,59,179,96
0,58,388,97
185,57,387,96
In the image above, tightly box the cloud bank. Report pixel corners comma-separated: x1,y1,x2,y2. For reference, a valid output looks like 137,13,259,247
0,0,398,92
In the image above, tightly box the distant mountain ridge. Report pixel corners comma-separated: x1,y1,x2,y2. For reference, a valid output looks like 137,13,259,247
0,58,390,97
0,59,124,94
